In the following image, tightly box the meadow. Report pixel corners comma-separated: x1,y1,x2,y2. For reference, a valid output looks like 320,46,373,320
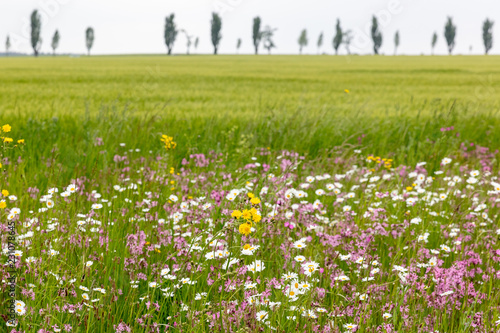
1,55,500,183
1,55,500,332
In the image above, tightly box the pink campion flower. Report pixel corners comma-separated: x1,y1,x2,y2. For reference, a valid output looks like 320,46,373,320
113,322,132,333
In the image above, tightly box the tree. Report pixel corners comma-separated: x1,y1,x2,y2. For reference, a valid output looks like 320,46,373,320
262,26,277,55
186,36,192,55
298,29,308,54
194,37,199,53
51,30,60,56
180,30,193,55
5,36,11,56
343,30,353,55
211,13,222,55
444,17,456,55
483,19,494,55
252,17,262,55
317,32,323,54
371,16,383,55
236,38,242,54
333,19,343,55
30,10,42,57
164,14,178,55
394,30,400,55
85,27,94,56
431,32,438,55
186,37,192,55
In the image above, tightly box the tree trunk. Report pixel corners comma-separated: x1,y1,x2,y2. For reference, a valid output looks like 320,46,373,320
34,49,38,57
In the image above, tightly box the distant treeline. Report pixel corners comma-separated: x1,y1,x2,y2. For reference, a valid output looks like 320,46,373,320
2,10,495,56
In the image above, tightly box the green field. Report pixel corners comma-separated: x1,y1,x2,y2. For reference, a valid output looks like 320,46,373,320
2,55,500,117
1,55,500,184
1,56,500,332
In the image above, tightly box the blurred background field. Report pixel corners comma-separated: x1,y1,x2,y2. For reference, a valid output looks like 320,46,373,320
1,55,499,117
1,55,500,185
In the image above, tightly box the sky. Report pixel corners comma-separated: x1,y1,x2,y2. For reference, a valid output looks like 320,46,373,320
0,0,498,56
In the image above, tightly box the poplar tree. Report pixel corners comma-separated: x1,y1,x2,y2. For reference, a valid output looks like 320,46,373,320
431,32,438,55
86,27,94,56
371,16,382,55
164,14,178,55
298,29,308,54
211,13,222,55
252,17,262,55
333,19,343,55
444,17,456,55
51,30,60,56
483,19,494,55
31,10,42,57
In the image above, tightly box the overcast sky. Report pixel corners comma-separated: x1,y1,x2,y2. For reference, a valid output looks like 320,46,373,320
0,0,498,55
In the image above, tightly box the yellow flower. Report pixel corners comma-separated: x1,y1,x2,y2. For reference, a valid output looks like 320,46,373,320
0,163,2,168
406,186,413,191
17,139,24,144
344,89,350,94
238,222,252,236
247,192,255,199
250,197,261,205
3,137,13,143
170,167,174,174
2,124,11,133
160,134,177,151
231,210,242,219
252,213,262,223
170,180,175,185
0,201,6,209
1,190,8,197
243,244,251,250
249,207,261,222
241,209,252,220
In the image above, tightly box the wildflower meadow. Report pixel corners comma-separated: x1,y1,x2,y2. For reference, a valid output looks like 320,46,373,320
1,56,500,332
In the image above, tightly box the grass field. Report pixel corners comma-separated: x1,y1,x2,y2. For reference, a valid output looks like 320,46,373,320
1,55,500,184
1,55,500,117
1,56,500,332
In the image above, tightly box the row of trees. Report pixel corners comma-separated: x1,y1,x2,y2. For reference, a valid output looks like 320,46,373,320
3,10,495,56
4,10,95,56
165,13,224,55
164,14,494,56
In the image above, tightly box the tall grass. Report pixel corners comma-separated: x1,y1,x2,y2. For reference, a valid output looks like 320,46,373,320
2,103,499,187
